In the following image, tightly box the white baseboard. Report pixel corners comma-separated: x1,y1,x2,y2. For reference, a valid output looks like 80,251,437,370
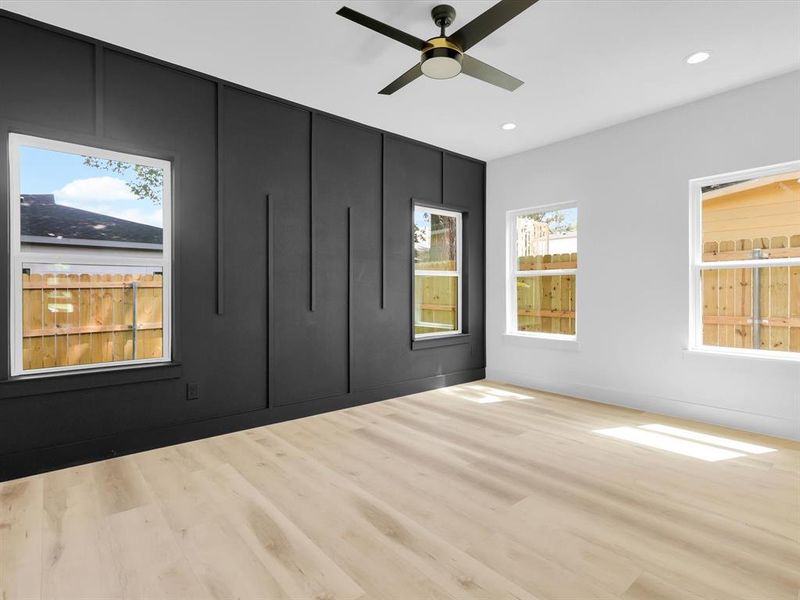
485,368,799,441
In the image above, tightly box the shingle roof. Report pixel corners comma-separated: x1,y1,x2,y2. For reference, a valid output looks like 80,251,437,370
701,180,749,194
20,195,163,247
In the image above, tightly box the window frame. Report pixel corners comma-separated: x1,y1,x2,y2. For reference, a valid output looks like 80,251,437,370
506,201,578,341
8,133,173,377
688,159,800,361
412,202,464,340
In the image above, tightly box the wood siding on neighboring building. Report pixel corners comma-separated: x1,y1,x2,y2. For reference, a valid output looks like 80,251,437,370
703,173,800,243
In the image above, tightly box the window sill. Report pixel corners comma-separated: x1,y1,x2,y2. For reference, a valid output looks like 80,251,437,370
412,333,471,351
0,362,183,400
683,347,800,364
502,332,580,352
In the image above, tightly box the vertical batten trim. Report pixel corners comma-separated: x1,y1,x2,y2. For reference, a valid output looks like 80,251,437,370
94,44,104,136
441,151,445,204
482,163,487,357
348,205,353,394
266,193,274,409
215,82,224,315
381,133,386,309
309,112,316,312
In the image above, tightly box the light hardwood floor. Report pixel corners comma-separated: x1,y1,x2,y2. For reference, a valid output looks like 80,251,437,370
1,380,798,600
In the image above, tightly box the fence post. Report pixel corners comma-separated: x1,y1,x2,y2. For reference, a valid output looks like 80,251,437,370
752,249,761,350
130,280,138,360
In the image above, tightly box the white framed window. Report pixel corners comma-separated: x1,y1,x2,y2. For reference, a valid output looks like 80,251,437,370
506,203,577,339
689,160,800,360
413,204,462,339
8,133,172,376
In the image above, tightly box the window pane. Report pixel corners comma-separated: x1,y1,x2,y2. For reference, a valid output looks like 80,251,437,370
11,136,171,375
414,275,458,335
19,144,164,249
516,207,577,271
701,171,800,262
414,208,458,271
516,275,576,335
21,264,164,371
701,266,799,353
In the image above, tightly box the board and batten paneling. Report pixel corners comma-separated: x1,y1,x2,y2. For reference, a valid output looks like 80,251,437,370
0,10,485,480
312,115,382,398
0,18,95,134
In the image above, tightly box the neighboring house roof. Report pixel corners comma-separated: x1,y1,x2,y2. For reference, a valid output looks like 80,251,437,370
20,194,162,249
701,180,748,194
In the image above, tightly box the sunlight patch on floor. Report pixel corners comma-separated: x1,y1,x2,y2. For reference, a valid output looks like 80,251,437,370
594,424,776,462
440,386,506,403
640,424,776,455
441,384,534,403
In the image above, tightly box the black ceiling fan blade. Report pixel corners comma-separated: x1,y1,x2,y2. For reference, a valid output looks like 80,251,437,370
448,0,539,52
378,63,423,95
337,7,427,51
460,55,523,91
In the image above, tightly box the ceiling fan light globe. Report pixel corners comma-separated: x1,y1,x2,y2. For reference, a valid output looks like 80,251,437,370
420,46,463,79
421,56,462,79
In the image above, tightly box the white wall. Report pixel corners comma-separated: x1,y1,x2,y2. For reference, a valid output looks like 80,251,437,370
487,70,800,440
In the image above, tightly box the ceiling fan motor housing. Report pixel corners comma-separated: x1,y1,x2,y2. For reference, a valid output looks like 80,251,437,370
421,38,463,80
431,4,457,29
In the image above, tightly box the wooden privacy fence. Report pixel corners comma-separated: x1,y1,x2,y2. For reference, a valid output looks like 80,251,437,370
414,260,458,334
415,253,580,336
18,234,796,369
21,273,163,370
518,253,578,272
516,253,577,335
703,235,800,352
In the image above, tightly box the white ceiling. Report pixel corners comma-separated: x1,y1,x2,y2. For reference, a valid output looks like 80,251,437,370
2,0,799,161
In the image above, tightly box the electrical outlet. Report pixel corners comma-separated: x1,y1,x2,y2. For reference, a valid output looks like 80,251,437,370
186,382,200,401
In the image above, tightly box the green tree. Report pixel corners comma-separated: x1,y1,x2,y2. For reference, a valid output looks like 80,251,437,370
521,211,575,234
83,157,163,205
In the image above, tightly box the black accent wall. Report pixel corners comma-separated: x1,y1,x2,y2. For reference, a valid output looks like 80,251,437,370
0,11,486,481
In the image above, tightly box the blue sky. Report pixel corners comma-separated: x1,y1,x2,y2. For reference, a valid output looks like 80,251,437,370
414,207,430,233
544,207,577,233
20,146,163,227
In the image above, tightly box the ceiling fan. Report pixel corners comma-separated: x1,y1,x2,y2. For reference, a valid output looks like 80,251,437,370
336,0,539,95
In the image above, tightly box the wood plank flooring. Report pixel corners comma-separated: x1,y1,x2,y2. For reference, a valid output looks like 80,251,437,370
1,380,798,599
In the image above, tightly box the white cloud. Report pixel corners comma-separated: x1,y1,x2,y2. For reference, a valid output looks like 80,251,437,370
54,176,137,202
53,176,162,228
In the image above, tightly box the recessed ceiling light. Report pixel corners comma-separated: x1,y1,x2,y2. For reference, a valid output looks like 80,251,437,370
501,122,517,131
686,51,711,65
